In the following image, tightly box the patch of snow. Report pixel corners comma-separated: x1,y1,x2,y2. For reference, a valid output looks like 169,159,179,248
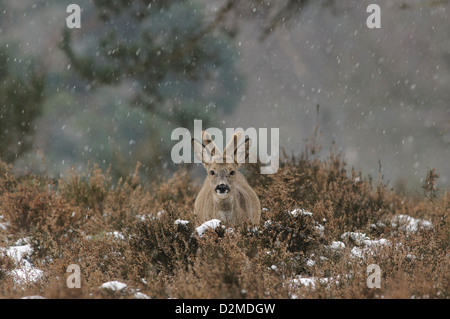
1,240,43,285
391,215,432,233
314,224,325,236
156,210,166,217
264,220,272,228
133,292,150,299
137,210,166,221
289,209,313,217
226,227,235,234
341,231,390,259
4,243,33,264
341,232,370,245
306,259,316,267
292,277,317,289
327,241,346,250
350,247,365,259
247,226,258,233
363,238,389,247
290,275,344,290
99,281,127,291
195,219,221,237
106,231,125,240
174,219,189,226
350,238,390,259
10,267,43,285
0,215,8,230
370,221,387,230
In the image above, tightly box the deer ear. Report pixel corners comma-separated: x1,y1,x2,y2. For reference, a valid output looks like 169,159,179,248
235,137,251,165
192,138,212,166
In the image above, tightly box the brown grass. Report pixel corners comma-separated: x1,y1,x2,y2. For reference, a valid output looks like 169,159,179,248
0,145,448,299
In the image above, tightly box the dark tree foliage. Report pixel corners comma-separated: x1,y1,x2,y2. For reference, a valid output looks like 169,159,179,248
60,0,249,178
0,45,44,162
61,0,243,120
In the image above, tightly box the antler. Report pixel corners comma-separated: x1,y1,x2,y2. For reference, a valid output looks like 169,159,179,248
224,131,244,162
202,131,221,157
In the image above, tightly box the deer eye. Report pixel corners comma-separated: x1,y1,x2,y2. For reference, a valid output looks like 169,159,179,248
209,170,215,176
230,171,235,176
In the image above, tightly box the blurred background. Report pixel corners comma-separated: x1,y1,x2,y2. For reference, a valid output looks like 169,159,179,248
0,0,449,195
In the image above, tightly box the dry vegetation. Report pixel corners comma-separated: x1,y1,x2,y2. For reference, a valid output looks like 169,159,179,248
0,143,448,299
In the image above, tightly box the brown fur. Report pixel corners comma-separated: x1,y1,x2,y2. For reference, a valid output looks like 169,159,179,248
192,131,261,227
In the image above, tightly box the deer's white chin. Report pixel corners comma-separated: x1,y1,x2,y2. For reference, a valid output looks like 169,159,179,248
215,190,229,197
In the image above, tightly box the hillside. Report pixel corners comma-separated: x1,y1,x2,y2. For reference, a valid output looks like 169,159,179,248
0,147,448,299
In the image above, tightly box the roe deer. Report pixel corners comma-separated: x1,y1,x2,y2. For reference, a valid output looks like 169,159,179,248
192,130,261,227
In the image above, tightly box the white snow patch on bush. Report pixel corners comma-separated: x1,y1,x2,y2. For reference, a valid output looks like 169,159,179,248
133,291,150,299
340,231,390,259
195,219,221,237
314,224,325,236
99,281,127,291
341,232,370,245
175,219,189,226
106,231,125,240
349,238,390,259
391,214,432,233
289,209,313,217
137,210,166,221
1,239,43,285
306,259,316,267
291,277,317,289
327,241,346,250
290,275,343,290
0,215,8,230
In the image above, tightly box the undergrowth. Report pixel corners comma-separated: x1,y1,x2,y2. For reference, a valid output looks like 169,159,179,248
0,144,448,299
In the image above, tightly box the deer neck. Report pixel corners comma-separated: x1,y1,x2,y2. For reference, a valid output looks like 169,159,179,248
213,194,235,222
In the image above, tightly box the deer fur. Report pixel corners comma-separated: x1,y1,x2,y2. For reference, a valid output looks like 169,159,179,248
192,130,261,227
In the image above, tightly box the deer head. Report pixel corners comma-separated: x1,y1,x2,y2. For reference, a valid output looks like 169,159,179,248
192,130,250,199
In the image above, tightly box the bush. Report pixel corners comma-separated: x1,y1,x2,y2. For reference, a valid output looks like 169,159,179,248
0,148,448,299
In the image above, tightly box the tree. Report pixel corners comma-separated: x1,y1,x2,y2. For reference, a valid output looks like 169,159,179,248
0,44,44,162
60,0,244,177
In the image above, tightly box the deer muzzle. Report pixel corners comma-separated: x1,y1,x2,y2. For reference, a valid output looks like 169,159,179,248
215,184,230,196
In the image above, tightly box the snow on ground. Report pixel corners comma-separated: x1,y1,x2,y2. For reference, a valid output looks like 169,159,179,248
0,238,43,285
174,219,189,226
326,241,346,251
289,209,313,217
99,280,128,291
136,210,166,221
99,280,150,299
391,214,432,233
106,231,125,240
341,231,390,259
350,239,389,259
264,220,272,228
314,223,325,237
289,275,343,291
195,219,222,237
341,232,370,245
0,214,9,231
0,210,434,296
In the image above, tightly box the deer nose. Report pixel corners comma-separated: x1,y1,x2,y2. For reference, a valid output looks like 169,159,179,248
215,184,230,194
